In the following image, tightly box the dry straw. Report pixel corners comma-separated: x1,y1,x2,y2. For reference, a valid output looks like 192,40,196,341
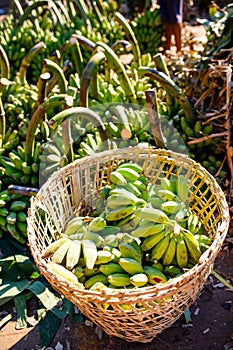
28,146,230,343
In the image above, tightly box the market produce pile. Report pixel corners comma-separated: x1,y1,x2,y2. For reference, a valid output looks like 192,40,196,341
0,0,232,343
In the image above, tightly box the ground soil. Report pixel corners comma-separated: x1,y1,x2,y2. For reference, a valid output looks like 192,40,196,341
0,6,232,350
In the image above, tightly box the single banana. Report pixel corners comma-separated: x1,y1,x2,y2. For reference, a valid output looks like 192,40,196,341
95,250,115,265
65,217,86,236
118,242,142,263
82,239,98,270
48,261,84,287
157,189,179,202
99,262,125,275
84,273,108,289
134,206,170,224
106,205,136,222
151,234,170,261
131,221,164,238
116,167,140,182
162,236,177,266
161,200,184,215
143,265,167,284
66,240,82,270
82,231,104,248
118,162,143,173
182,229,202,262
175,175,189,202
109,170,127,186
164,265,183,278
107,273,131,287
88,217,106,232
118,257,144,275
130,273,148,287
176,235,188,268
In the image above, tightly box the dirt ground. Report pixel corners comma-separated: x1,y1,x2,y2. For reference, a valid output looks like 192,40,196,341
0,6,232,350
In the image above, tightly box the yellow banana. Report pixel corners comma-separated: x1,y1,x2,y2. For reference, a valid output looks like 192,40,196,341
182,229,202,262
176,235,188,268
162,236,177,266
141,230,167,251
151,234,170,261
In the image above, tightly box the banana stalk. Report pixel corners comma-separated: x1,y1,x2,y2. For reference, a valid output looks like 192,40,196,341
145,89,166,148
71,34,95,53
96,41,137,103
46,60,72,96
70,0,92,29
0,95,5,149
25,95,73,164
0,45,10,80
79,51,106,107
42,59,68,95
69,36,84,77
115,11,141,66
138,67,195,123
18,42,46,85
48,107,109,145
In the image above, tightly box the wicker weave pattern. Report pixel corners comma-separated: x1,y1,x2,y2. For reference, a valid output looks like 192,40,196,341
28,146,229,343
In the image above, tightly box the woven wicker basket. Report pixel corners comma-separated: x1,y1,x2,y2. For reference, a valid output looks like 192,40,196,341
27,146,229,343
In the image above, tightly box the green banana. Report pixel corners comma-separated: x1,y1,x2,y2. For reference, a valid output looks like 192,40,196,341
116,167,140,182
132,221,164,238
176,175,189,202
164,265,183,278
143,265,167,284
95,250,114,264
88,216,106,232
65,217,86,235
134,206,170,223
157,189,179,202
82,231,104,248
161,201,184,215
118,242,142,263
107,273,131,287
84,273,108,289
118,257,144,275
99,262,125,276
118,162,143,174
106,205,136,222
109,170,127,186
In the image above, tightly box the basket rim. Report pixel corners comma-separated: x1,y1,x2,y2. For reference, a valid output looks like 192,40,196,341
28,145,230,300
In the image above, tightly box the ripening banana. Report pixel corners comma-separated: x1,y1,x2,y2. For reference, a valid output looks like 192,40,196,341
118,257,144,275
82,239,98,270
66,240,82,270
143,265,167,284
150,234,171,261
130,273,148,287
182,229,202,262
41,237,70,258
162,236,177,266
176,235,188,268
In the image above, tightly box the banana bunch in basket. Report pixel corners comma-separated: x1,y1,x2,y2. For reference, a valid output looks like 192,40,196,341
42,161,212,290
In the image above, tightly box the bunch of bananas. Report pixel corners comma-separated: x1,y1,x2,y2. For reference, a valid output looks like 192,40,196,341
0,189,29,243
41,161,213,292
131,6,165,55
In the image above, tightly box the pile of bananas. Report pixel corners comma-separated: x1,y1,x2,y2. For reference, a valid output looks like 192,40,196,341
42,161,212,292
